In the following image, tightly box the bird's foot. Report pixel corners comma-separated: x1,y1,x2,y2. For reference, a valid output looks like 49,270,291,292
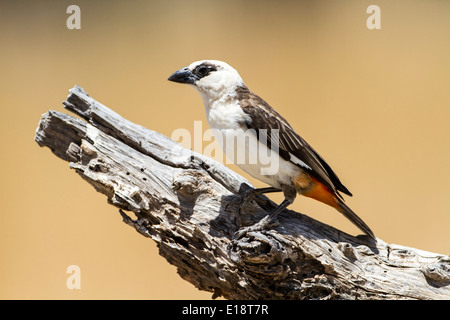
232,214,279,240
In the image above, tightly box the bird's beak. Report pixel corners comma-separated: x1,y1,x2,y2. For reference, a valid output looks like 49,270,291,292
168,67,197,84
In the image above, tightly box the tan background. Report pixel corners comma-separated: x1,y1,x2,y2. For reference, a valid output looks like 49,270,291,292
0,0,449,299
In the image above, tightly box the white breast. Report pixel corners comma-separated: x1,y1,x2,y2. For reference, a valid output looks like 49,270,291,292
204,99,302,189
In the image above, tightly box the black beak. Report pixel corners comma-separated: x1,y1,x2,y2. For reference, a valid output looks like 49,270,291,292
168,67,197,84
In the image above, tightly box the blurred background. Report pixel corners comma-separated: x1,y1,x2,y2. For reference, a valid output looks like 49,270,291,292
0,0,449,299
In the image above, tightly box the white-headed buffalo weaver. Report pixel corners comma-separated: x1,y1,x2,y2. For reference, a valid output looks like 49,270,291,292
168,60,375,240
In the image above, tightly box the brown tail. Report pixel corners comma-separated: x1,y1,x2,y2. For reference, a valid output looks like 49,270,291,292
299,175,376,240
335,198,376,240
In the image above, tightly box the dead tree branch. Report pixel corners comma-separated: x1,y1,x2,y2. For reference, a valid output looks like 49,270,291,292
35,86,450,299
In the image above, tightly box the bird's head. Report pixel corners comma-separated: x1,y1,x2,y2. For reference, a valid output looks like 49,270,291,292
168,60,244,103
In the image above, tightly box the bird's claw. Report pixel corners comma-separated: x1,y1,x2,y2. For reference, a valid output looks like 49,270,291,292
232,215,279,240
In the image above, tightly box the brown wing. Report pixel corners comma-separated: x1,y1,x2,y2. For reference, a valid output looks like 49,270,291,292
236,86,352,198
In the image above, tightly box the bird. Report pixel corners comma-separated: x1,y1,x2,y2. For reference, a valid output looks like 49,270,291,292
168,60,375,240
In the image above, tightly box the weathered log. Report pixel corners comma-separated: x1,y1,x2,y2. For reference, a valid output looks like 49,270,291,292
35,85,450,299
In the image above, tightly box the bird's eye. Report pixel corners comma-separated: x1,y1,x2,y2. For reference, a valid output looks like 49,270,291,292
197,66,209,77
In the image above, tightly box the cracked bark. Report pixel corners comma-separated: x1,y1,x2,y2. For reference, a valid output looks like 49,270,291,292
35,85,450,300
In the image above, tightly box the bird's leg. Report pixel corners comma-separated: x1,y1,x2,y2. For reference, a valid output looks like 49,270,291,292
237,187,281,210
226,187,280,227
226,187,280,214
233,186,296,239
265,197,294,224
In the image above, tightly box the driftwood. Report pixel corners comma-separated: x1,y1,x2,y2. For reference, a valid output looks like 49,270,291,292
35,85,450,300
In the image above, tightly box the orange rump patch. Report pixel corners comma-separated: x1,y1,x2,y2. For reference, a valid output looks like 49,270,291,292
295,174,339,209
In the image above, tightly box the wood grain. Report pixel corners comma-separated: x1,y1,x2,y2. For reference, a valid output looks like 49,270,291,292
35,86,450,299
